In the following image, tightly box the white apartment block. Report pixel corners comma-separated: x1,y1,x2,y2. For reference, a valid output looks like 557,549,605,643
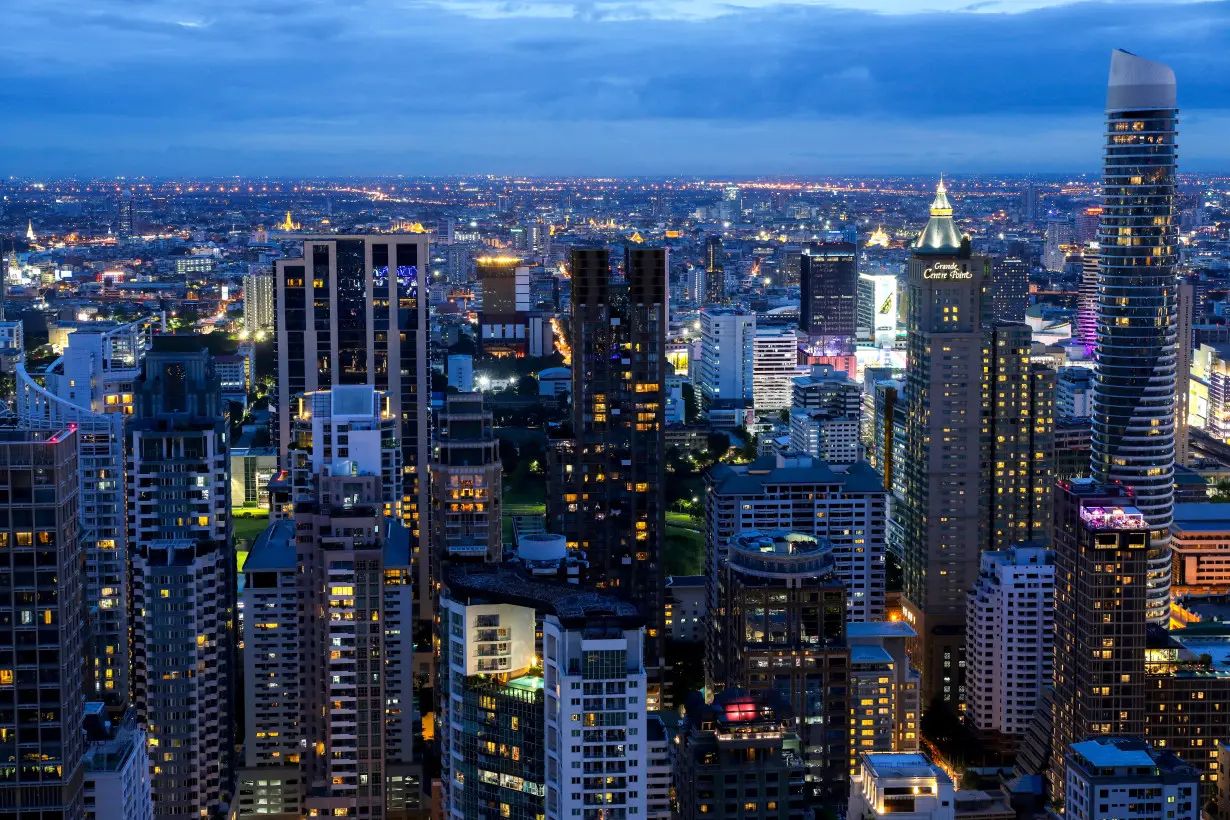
752,324,801,413
439,565,649,820
847,752,955,820
82,707,153,820
1063,737,1200,820
699,309,754,409
789,407,862,464
965,545,1054,739
847,622,922,757
707,452,887,621
544,614,648,820
646,715,671,820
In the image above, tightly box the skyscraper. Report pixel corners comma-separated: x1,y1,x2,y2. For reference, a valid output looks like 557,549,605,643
697,308,755,412
704,235,725,304
1077,245,1099,354
900,181,1055,707
15,317,155,708
901,182,987,709
274,235,431,626
989,255,1029,324
0,428,86,820
1044,214,1074,271
127,345,236,819
243,269,275,336
800,242,857,356
476,256,530,357
1091,50,1179,626
548,245,667,700
1050,480,1149,803
430,392,502,564
117,189,135,238
705,531,850,801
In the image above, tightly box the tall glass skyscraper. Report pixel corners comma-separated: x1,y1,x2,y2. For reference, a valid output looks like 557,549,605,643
1091,49,1179,625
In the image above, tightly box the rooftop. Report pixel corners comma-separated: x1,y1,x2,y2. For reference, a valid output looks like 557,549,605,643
862,752,949,782
445,563,644,629
243,520,296,572
708,455,885,496
913,179,965,255
847,621,917,640
1172,502,1230,532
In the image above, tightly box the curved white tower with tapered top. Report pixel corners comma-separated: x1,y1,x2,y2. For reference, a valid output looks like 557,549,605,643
1091,49,1179,625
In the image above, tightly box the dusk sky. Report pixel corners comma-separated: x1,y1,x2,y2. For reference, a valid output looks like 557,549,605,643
2,0,1228,176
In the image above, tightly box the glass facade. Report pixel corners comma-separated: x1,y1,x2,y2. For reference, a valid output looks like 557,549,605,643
1091,56,1178,625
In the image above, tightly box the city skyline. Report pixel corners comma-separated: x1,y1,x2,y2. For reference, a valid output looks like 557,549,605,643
2,1,1229,176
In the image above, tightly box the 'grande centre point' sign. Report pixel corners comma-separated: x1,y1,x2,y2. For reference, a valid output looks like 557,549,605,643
923,262,972,280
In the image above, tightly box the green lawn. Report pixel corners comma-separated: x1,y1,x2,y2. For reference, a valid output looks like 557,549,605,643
664,524,705,577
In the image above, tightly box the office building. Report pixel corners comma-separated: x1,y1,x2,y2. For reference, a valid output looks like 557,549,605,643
1020,184,1041,223
706,531,850,800
1189,342,1230,440
438,563,648,820
1050,480,1149,802
857,271,899,347
674,690,807,820
128,346,236,820
847,753,954,820
684,265,707,304
706,454,887,622
698,309,755,411
15,317,154,707
117,189,135,238
900,181,1055,707
547,245,667,700
791,366,863,417
705,235,725,304
430,392,502,563
965,545,1054,752
1044,214,1073,272
1062,737,1199,820
1091,50,1179,626
665,575,707,643
753,325,801,413
847,622,922,756
83,705,154,820
447,353,473,393
788,407,861,464
1057,366,1094,418
243,269,275,335
274,235,431,626
989,255,1029,324
0,428,85,820
1170,503,1230,592
800,242,857,356
477,256,531,357
1077,245,1099,354
1075,206,1103,245
869,380,901,493
1177,278,1194,467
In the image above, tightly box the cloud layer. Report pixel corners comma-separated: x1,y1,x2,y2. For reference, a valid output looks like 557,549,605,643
1,0,1227,175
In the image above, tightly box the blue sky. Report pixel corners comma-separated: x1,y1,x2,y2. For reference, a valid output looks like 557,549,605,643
1,0,1227,176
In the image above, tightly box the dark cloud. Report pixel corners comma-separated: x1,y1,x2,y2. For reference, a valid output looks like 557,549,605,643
0,0,1226,174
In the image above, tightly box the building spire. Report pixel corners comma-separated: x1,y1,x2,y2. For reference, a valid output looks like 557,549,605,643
914,177,961,253
25,220,35,242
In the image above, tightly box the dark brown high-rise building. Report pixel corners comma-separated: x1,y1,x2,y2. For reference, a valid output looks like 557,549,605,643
706,531,850,803
1050,479,1149,802
274,236,431,628
900,182,1055,709
0,428,85,820
704,235,725,305
548,245,667,703
800,242,857,356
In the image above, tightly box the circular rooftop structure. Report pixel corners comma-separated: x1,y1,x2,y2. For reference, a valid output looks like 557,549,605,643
727,530,836,580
